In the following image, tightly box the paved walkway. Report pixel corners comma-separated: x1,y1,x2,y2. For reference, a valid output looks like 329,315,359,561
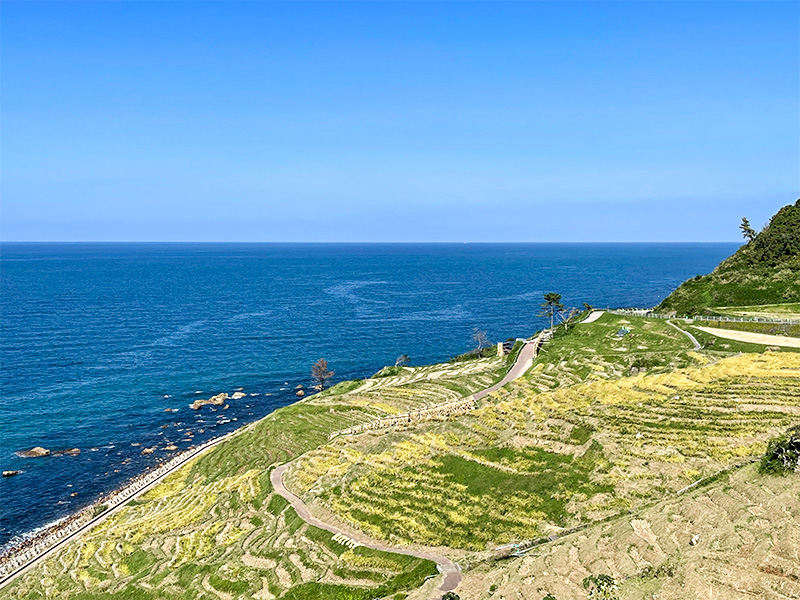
693,326,800,348
579,310,605,324
473,338,539,400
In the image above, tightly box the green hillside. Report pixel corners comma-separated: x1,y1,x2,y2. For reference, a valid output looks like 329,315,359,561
658,199,800,315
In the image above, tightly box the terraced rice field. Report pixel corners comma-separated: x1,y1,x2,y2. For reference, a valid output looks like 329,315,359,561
1,355,511,600
456,462,800,600
2,375,492,598
290,352,800,552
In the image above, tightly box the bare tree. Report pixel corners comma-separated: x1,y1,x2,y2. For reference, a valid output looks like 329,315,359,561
472,328,490,354
395,354,410,367
311,358,334,391
557,306,581,332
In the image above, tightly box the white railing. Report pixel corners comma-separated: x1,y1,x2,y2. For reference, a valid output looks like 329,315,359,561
609,308,800,326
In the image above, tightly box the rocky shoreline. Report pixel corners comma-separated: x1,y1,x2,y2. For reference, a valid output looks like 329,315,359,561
0,427,240,583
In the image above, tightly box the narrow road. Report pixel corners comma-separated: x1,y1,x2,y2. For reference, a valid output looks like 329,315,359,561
473,338,538,400
667,320,701,350
272,337,541,598
579,310,605,324
693,326,800,348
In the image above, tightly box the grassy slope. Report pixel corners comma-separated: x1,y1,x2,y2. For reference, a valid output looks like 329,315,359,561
658,199,800,315
2,356,510,600
288,314,800,552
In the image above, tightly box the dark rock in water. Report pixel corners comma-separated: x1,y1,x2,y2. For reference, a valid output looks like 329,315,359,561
296,389,305,397
2,470,22,477
191,392,228,410
295,384,304,389
16,447,50,458
52,448,81,457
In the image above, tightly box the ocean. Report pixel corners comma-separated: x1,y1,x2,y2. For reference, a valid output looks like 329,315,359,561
0,242,738,546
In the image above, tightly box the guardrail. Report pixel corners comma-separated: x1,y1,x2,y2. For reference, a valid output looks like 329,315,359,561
609,309,800,326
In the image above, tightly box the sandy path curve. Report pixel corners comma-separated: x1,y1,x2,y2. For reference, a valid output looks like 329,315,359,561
271,465,459,598
693,326,800,348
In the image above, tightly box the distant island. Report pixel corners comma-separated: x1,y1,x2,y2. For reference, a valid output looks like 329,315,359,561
2,201,799,600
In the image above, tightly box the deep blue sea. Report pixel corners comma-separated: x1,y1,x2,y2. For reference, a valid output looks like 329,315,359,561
0,242,738,546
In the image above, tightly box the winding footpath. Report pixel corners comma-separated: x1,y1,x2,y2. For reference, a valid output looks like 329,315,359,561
272,338,541,598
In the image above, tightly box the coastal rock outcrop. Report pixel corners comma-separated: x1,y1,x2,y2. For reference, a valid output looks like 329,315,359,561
231,391,247,400
16,447,50,458
2,470,22,477
296,389,305,397
190,393,229,410
53,448,81,457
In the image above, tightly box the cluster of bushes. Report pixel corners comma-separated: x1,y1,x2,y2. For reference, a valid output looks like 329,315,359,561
759,425,800,475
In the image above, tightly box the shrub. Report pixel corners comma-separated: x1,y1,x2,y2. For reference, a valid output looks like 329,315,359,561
583,574,618,599
759,426,800,475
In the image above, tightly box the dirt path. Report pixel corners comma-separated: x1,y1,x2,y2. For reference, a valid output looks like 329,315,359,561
271,464,460,598
693,326,800,348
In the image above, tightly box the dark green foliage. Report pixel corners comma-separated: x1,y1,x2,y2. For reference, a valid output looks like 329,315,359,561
441,593,460,600
543,595,558,600
281,560,438,600
283,506,305,534
659,200,800,314
266,493,289,516
569,424,594,445
540,293,565,330
373,366,408,378
123,549,156,575
209,574,250,594
582,574,618,599
759,426,800,475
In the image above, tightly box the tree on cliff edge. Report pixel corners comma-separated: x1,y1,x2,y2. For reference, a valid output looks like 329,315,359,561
539,292,564,331
311,358,334,391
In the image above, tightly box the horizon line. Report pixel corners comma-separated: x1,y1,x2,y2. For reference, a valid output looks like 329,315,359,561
0,240,744,245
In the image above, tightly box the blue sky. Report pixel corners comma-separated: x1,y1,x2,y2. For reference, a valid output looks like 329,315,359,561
2,1,797,242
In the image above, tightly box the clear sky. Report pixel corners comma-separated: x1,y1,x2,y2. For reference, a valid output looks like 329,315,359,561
1,1,797,242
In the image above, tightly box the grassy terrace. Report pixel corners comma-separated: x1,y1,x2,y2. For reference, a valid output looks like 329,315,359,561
289,314,800,552
2,356,511,600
